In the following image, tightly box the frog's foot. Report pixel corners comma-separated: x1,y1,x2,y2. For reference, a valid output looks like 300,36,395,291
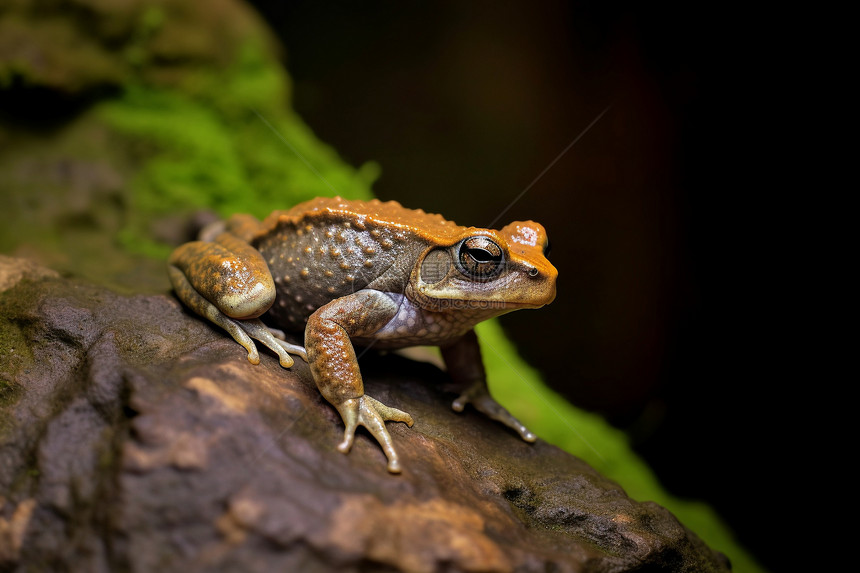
235,319,308,368
266,327,308,362
334,395,414,473
453,382,537,442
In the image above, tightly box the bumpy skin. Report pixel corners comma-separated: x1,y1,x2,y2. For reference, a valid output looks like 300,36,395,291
168,197,557,473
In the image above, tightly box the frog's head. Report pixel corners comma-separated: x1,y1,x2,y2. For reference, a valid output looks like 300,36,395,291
410,221,557,313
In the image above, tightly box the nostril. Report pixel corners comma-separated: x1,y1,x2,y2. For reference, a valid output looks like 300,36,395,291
528,266,539,277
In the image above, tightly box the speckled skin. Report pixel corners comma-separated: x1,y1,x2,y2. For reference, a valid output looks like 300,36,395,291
168,197,557,472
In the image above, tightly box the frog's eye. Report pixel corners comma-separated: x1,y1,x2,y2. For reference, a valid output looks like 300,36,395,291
543,237,551,257
457,236,504,280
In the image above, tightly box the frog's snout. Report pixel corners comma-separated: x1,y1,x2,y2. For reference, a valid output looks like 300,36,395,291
531,261,557,307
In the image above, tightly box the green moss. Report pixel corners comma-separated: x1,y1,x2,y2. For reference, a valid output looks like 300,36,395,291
0,295,35,407
0,300,30,438
96,38,377,258
476,320,763,573
0,378,24,408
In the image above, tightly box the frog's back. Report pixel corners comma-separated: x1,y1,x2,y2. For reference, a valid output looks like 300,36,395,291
252,197,468,330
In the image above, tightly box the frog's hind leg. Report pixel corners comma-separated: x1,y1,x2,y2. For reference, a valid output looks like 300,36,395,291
169,266,300,368
168,265,263,364
168,234,301,369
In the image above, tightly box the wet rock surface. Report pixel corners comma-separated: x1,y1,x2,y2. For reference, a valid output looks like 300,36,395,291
0,257,730,572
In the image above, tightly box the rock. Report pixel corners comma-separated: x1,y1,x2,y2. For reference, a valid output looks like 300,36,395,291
0,256,731,572
0,0,275,98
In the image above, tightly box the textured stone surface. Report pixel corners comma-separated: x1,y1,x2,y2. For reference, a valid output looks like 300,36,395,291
0,0,272,96
0,257,731,572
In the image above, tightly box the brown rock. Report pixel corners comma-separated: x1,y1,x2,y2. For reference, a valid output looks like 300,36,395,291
0,257,730,572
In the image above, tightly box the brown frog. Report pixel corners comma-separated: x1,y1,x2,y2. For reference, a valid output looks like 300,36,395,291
168,197,557,472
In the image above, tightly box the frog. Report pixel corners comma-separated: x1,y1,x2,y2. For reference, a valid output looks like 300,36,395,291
168,196,557,473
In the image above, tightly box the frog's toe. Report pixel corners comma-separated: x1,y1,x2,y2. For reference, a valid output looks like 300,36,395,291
334,395,412,473
245,347,261,365
274,339,308,362
267,326,286,340
516,426,538,442
385,457,403,474
225,325,260,364
237,319,305,368
366,396,414,427
453,382,536,443
337,423,357,454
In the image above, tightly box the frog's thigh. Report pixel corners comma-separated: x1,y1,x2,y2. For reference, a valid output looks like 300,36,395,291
168,236,275,320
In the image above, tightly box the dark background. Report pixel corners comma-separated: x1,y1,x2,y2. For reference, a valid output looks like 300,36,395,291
248,2,792,571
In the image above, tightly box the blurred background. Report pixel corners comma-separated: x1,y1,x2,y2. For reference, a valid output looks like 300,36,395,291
249,2,787,571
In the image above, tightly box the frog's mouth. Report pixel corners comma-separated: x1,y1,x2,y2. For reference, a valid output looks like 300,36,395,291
480,289,556,310
413,286,556,313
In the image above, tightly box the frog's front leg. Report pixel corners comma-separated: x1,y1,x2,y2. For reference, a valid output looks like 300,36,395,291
168,232,299,368
305,290,414,473
441,329,537,442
